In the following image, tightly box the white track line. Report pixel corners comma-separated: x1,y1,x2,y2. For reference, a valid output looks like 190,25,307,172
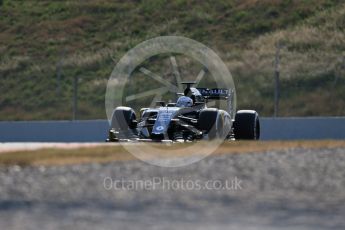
0,143,120,154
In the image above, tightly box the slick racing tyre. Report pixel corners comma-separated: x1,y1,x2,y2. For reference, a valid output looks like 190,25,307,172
110,106,137,131
198,108,230,140
233,110,260,140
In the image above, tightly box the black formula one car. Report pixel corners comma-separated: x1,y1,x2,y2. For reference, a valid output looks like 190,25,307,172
107,83,260,142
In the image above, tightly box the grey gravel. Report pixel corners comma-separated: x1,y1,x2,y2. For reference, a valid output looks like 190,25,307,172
0,147,345,230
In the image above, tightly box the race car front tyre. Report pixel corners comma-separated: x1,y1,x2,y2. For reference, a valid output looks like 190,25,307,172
110,107,137,131
233,110,260,140
198,109,229,140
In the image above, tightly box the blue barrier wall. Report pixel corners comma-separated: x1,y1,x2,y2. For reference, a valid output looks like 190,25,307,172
260,117,345,140
0,117,344,142
0,120,109,142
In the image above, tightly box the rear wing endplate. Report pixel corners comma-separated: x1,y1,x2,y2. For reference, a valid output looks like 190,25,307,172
196,88,232,100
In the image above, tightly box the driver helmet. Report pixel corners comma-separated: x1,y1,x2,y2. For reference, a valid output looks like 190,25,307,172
176,96,193,107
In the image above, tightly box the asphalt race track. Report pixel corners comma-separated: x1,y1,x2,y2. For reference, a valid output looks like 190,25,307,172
0,144,345,230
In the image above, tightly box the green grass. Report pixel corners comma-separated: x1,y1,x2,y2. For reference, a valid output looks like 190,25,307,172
0,0,344,120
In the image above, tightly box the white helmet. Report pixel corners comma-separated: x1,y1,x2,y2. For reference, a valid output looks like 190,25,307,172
176,96,193,107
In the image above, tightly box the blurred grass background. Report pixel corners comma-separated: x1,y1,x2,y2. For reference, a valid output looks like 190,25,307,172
0,0,344,120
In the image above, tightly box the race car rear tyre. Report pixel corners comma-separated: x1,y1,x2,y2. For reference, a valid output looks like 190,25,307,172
110,107,137,131
198,109,229,140
233,110,260,140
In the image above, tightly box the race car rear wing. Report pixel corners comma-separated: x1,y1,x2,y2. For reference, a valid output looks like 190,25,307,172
196,88,232,100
